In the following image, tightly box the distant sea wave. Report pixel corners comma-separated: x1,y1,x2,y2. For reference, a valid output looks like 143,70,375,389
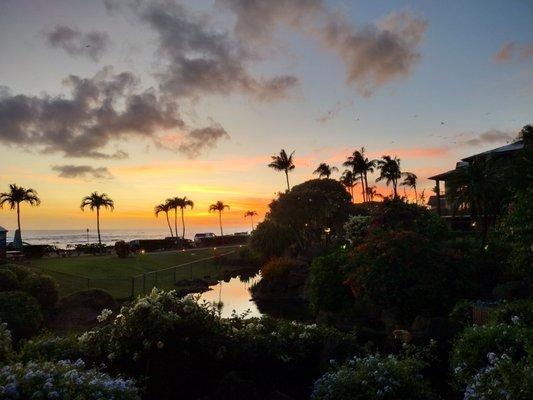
6,227,250,249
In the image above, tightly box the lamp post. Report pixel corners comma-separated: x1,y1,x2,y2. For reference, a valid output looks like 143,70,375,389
324,227,331,248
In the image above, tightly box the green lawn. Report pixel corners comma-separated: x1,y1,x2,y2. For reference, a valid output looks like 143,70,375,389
29,247,243,299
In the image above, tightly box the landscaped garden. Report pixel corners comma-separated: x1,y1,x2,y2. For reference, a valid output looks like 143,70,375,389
0,128,532,399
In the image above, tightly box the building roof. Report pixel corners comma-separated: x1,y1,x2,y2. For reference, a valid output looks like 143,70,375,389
428,168,460,181
461,140,524,162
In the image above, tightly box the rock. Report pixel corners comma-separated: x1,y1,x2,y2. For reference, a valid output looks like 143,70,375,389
49,289,117,331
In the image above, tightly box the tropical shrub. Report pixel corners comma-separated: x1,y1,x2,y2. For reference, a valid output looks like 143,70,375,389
0,269,19,292
344,215,371,245
368,198,448,240
114,240,131,258
0,291,43,340
0,359,140,399
260,257,297,280
311,354,433,400
346,231,470,322
18,334,86,363
491,188,533,280
462,354,532,400
308,251,353,312
451,324,532,386
489,299,533,326
250,219,294,260
88,289,231,399
0,322,12,363
229,317,359,398
21,274,59,310
251,179,354,259
6,264,32,282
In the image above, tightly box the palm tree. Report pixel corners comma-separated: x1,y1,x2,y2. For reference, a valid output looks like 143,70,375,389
209,201,230,237
313,163,338,179
80,192,114,246
343,150,366,202
268,149,295,191
366,185,380,201
339,170,358,202
401,172,418,203
376,155,402,198
0,184,41,244
174,197,194,239
166,197,181,241
360,148,378,200
154,202,174,238
244,210,258,231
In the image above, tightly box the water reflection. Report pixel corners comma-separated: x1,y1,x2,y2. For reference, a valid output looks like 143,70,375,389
198,273,262,318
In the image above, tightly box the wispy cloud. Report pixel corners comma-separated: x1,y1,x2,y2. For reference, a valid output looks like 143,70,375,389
45,25,110,62
52,165,114,180
493,41,533,63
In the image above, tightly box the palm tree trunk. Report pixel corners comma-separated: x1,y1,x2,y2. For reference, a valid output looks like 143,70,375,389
16,202,21,236
181,208,186,240
285,170,290,191
414,186,418,204
174,208,178,243
363,172,369,201
96,207,101,247
165,212,173,237
360,175,365,202
219,211,223,237
393,180,398,198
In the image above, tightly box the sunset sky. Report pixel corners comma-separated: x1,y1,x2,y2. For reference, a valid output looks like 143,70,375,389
0,0,531,233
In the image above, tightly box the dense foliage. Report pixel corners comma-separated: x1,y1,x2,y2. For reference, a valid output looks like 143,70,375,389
21,274,59,310
343,215,370,245
251,179,353,259
311,354,433,400
0,291,43,340
260,257,297,280
0,359,140,399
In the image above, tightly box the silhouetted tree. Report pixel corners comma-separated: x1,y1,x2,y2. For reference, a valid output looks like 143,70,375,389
209,201,230,237
173,197,194,240
155,202,174,238
244,210,258,231
376,155,402,198
401,172,418,203
339,170,358,202
0,184,41,243
313,163,338,179
344,148,376,202
80,192,114,246
268,149,295,191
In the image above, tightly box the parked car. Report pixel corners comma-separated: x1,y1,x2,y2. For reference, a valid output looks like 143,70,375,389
193,233,216,245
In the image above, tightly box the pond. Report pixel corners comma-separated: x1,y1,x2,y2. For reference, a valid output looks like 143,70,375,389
197,270,313,320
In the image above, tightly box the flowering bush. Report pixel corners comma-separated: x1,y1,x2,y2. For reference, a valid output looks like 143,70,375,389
0,359,140,399
0,322,12,363
89,289,231,399
260,257,297,280
18,335,86,364
489,299,533,326
463,354,532,400
311,354,433,400
451,324,532,386
344,215,371,245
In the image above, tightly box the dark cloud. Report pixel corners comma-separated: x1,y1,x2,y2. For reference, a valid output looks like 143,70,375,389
0,67,230,159
176,123,230,158
45,25,110,62
218,1,427,97
109,0,299,100
493,41,533,63
461,129,514,146
52,165,113,180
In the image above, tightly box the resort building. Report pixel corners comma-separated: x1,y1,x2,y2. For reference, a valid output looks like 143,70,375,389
427,139,525,224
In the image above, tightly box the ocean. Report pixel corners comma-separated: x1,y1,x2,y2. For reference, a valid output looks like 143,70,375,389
6,227,251,249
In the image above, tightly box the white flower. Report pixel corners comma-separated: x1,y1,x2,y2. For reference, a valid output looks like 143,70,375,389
96,308,113,323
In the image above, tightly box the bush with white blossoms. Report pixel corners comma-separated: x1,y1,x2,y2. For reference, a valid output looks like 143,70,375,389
463,354,533,400
0,322,12,363
489,299,533,327
344,215,371,245
311,354,433,400
451,323,532,386
96,308,113,323
0,359,140,399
